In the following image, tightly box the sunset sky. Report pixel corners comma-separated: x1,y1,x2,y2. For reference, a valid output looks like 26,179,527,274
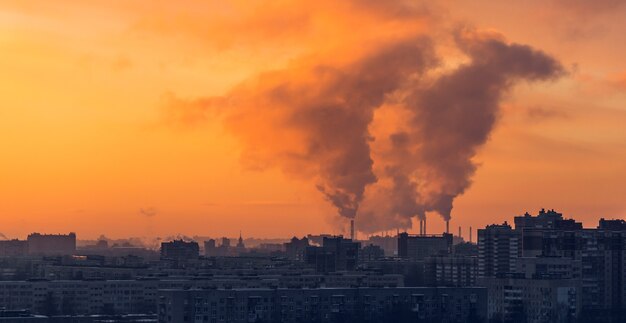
1,1,625,240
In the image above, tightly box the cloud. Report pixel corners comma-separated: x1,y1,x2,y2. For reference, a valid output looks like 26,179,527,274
542,0,626,40
525,106,570,120
551,0,626,15
139,207,157,217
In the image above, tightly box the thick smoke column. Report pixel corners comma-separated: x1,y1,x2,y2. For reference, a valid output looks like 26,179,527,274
172,38,436,218
168,28,563,231
357,31,564,232
406,32,564,221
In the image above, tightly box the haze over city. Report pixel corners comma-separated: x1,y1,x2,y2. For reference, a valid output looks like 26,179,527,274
1,0,625,241
2,2,626,323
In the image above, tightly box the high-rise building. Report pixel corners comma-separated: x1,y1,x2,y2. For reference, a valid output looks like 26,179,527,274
481,273,580,323
204,239,216,257
26,233,76,256
477,223,519,278
515,208,583,258
304,236,360,272
479,210,626,321
365,234,397,256
304,246,336,273
160,240,199,261
0,239,28,257
424,255,478,287
322,236,360,271
235,232,246,254
284,236,309,261
397,232,452,261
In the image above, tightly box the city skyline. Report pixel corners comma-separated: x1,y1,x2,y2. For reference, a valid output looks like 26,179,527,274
0,207,624,322
0,207,621,248
1,1,626,240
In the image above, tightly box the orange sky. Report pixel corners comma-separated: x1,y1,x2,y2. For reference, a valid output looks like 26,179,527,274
1,1,625,240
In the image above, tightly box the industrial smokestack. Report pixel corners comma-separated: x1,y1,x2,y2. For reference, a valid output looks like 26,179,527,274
458,226,461,238
424,218,426,235
469,226,472,243
350,220,355,240
419,220,423,235
446,220,449,234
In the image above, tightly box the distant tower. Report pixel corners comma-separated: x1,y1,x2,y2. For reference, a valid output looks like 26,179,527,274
458,226,461,238
237,231,245,248
350,220,355,240
446,220,450,234
423,218,427,235
235,231,245,256
469,226,473,243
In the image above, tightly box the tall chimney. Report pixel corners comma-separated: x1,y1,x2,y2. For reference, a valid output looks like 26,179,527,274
424,218,426,235
458,226,461,238
350,220,355,240
446,220,450,234
469,226,472,243
419,220,423,235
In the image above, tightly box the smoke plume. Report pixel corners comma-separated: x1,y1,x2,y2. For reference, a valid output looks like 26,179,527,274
168,24,563,232
174,38,436,218
356,31,564,232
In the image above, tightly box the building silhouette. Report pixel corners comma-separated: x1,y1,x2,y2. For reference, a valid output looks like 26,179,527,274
27,233,76,256
159,287,487,323
397,232,452,260
284,236,309,261
477,222,519,278
478,209,626,322
0,239,28,257
203,239,216,257
160,240,199,261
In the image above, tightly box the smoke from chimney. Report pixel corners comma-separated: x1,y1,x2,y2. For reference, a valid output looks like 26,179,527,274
350,220,355,240
356,30,564,232
169,27,564,233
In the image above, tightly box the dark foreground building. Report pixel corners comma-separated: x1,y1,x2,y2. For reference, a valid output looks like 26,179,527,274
158,287,487,323
478,209,626,322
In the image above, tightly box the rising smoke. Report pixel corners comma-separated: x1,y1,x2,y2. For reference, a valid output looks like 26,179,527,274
198,37,437,219
357,31,564,232
167,24,563,232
